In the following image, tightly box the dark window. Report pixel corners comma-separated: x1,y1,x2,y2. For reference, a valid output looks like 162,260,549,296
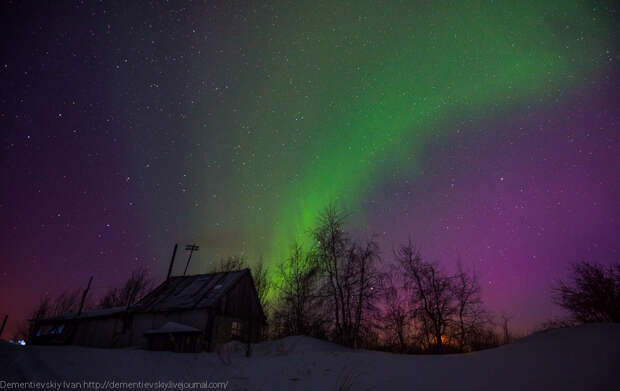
50,324,64,334
231,320,242,338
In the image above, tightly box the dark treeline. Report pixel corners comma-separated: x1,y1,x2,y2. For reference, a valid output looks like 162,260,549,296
551,261,620,325
14,206,619,354
266,206,497,353
262,206,619,353
13,267,153,341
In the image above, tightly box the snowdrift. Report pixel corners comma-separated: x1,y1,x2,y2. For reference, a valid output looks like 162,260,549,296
1,324,618,390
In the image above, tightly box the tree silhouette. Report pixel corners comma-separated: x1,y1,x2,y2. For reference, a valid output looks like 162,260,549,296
553,261,620,323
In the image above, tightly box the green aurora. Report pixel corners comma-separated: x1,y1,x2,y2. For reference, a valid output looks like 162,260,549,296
187,0,613,265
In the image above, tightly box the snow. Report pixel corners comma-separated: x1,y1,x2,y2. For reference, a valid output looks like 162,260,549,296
1,324,619,390
137,271,248,312
144,322,201,334
0,339,18,348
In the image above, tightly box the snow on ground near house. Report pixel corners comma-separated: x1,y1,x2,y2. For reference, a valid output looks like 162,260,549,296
1,324,619,390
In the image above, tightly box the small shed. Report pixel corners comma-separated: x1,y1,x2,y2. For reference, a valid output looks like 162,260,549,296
29,306,129,347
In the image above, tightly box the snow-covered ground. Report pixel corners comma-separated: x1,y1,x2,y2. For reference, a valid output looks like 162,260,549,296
1,323,619,390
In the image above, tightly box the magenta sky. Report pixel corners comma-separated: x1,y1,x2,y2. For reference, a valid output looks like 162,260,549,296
366,74,619,330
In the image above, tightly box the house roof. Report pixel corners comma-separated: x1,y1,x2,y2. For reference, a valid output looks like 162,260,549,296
35,306,127,322
133,269,250,312
34,269,254,324
144,322,201,335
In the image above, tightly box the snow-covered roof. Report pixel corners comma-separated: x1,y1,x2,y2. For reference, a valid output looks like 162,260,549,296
35,270,251,323
36,306,127,322
133,269,249,312
144,322,201,335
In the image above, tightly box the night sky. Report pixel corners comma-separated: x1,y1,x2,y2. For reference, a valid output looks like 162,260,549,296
1,1,618,338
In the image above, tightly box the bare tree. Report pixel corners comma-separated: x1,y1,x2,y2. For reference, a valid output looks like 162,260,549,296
272,243,324,337
16,288,91,341
553,260,620,323
536,317,576,332
52,289,82,317
351,239,382,348
380,269,410,352
13,295,51,341
451,262,488,352
312,206,381,347
501,313,512,345
98,288,123,309
396,243,454,353
468,327,500,351
98,267,151,309
211,255,247,273
251,257,271,314
312,206,349,344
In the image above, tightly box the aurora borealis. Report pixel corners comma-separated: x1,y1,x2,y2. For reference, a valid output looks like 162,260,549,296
1,1,618,338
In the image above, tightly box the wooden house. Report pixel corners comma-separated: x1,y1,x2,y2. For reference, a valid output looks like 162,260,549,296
29,269,266,352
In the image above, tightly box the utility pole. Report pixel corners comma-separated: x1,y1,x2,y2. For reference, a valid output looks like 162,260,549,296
0,314,7,338
166,243,178,281
77,276,93,316
184,244,200,276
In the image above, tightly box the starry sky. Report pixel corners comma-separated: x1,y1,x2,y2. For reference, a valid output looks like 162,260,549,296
1,0,618,338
